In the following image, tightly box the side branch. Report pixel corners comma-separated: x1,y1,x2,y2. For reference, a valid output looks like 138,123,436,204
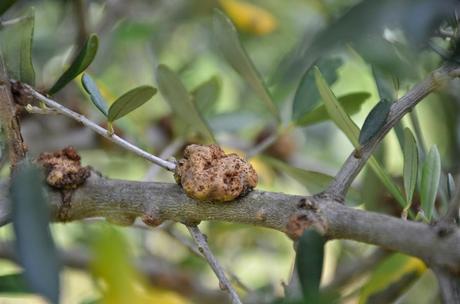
22,84,176,172
0,175,458,273
327,64,460,197
0,58,26,166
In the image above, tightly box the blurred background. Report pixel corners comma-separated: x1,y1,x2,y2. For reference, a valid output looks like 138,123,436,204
1,0,459,303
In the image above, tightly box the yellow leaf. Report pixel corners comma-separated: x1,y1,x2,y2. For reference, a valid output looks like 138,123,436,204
219,0,277,35
359,254,426,304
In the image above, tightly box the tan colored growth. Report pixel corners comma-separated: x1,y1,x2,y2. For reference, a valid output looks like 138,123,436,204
175,144,258,202
37,146,90,189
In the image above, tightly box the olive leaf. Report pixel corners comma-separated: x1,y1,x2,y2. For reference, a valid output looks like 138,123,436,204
315,67,406,207
157,64,216,143
11,161,61,303
420,145,441,220
0,273,30,294
296,92,370,126
358,99,391,145
293,57,342,123
192,76,220,115
0,8,35,85
0,0,16,16
296,228,325,303
81,73,108,116
213,9,280,121
49,33,99,95
108,85,156,122
403,128,418,206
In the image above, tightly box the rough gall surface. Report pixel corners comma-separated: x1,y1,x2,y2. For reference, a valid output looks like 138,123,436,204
174,144,258,202
37,146,90,189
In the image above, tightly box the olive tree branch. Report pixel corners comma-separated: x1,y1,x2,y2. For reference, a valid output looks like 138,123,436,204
22,83,176,172
1,175,459,274
326,64,460,198
0,57,27,167
186,225,243,304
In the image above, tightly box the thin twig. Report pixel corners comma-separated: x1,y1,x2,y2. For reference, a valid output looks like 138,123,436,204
23,84,176,171
246,131,278,159
433,266,460,304
186,225,242,304
164,225,251,292
144,137,184,181
326,64,460,197
0,57,26,167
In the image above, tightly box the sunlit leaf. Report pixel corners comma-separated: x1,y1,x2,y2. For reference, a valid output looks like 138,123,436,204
292,58,342,123
0,0,16,16
49,33,99,95
157,64,215,142
90,226,146,303
191,76,220,116
108,86,156,122
0,9,35,85
358,99,391,145
219,0,277,35
296,92,370,126
81,73,108,116
420,145,441,220
403,128,418,207
213,9,280,121
315,67,406,206
10,161,60,303
0,273,30,294
296,228,325,303
359,253,425,304
263,156,361,205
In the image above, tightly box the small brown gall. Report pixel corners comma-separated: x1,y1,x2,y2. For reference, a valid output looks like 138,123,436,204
174,144,258,202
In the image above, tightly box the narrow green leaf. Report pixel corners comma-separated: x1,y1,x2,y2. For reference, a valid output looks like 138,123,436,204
81,73,108,116
296,92,370,126
0,0,17,16
191,76,220,115
314,66,359,146
108,85,156,122
293,58,342,123
49,33,99,95
296,229,325,303
0,9,35,85
263,156,361,205
403,128,418,206
157,64,215,142
10,161,60,303
358,99,391,145
0,273,30,294
213,9,280,121
314,67,406,207
420,145,441,220
447,173,455,200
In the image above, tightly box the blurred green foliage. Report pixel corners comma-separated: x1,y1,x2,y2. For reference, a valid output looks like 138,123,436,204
0,0,459,303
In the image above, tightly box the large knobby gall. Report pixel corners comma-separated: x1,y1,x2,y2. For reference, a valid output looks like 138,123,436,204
174,144,257,202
